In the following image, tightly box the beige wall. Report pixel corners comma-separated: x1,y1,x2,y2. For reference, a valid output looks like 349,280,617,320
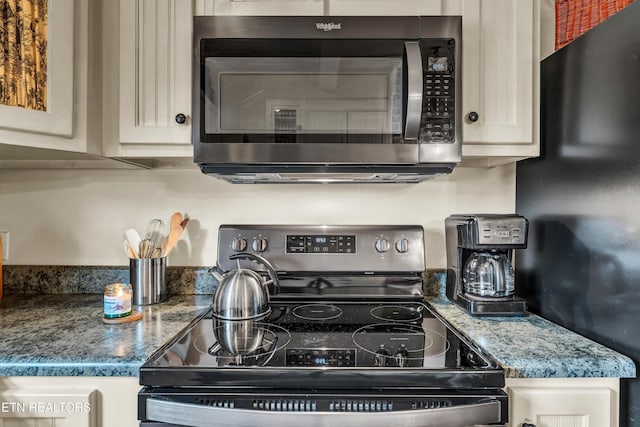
0,164,515,267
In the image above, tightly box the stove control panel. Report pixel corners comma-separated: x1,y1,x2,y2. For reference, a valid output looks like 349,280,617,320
217,225,425,273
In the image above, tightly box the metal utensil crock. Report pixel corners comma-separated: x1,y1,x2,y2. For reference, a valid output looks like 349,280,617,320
209,252,279,321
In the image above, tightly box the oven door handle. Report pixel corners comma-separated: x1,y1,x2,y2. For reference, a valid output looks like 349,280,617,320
146,398,502,427
403,41,423,141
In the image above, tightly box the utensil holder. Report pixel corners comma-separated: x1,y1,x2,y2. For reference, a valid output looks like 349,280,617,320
130,257,167,305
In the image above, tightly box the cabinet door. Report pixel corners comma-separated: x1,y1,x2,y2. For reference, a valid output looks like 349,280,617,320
119,0,193,145
443,0,538,147
197,0,324,15
508,386,615,427
0,0,74,138
328,0,441,15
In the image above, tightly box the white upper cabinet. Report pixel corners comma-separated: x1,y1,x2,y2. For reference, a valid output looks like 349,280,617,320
443,0,540,163
0,0,74,138
327,0,441,15
120,0,193,145
0,0,101,154
102,0,194,158
198,0,324,15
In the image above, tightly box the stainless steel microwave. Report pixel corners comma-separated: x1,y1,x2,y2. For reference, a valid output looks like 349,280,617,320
193,16,462,183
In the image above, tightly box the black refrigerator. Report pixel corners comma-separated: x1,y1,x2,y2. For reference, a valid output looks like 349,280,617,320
516,2,640,426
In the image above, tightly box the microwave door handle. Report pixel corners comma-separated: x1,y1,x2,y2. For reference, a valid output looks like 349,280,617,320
146,398,502,427
403,41,423,141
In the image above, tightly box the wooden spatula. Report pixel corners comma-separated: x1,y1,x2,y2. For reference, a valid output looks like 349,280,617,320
162,212,185,257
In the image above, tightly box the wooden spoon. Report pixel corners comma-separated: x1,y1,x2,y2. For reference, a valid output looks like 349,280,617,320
162,212,185,257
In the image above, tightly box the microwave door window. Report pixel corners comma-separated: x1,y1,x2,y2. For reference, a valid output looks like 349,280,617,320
203,57,402,143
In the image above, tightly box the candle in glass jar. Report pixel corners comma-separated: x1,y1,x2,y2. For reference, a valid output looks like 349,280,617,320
103,283,132,319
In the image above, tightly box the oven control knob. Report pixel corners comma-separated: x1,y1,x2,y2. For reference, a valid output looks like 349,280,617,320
395,238,410,253
375,238,390,253
374,347,391,367
231,237,247,252
251,237,269,252
394,348,409,368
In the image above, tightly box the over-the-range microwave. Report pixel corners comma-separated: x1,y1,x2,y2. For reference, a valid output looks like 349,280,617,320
193,16,462,183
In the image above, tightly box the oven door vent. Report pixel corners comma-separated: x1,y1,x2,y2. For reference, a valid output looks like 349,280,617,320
329,400,395,412
253,400,317,412
197,398,235,408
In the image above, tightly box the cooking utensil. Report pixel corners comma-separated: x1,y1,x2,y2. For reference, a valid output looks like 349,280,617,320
145,219,166,256
125,229,142,257
124,240,137,258
139,238,154,259
162,213,186,257
209,252,279,321
179,216,190,231
169,212,183,231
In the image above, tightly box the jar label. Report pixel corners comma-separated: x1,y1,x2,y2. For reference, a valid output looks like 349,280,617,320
104,295,132,318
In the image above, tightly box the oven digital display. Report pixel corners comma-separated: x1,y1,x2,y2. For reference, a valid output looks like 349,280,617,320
286,235,356,254
286,349,356,367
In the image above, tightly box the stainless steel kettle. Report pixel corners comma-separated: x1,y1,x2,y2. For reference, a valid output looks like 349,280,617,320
209,252,279,321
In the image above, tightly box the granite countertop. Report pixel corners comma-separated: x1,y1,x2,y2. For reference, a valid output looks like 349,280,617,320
0,293,635,378
427,295,636,379
0,294,211,376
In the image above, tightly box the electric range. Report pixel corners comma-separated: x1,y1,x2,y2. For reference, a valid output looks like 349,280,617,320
139,225,507,427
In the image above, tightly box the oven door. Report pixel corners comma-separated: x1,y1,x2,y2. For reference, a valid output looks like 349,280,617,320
139,389,507,427
193,16,461,168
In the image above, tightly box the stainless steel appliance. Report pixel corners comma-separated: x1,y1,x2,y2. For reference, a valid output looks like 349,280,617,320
139,225,507,426
517,3,640,425
192,16,462,183
445,215,528,316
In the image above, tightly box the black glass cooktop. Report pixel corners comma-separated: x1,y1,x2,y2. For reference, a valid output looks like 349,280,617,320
141,301,503,389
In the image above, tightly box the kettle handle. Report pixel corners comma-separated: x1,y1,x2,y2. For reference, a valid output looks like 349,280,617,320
229,252,280,293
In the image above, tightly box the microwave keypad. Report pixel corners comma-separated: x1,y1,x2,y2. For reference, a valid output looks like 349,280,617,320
420,40,455,144
423,74,454,143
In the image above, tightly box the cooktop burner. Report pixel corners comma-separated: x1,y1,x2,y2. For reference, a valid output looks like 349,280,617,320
293,304,342,320
189,322,291,367
370,304,424,322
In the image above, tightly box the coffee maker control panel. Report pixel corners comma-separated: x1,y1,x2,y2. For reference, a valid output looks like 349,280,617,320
452,215,528,249
476,217,527,246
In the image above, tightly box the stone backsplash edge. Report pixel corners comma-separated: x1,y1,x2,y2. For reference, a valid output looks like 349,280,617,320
1,266,446,296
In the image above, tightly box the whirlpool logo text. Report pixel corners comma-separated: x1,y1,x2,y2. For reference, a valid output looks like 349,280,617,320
315,22,342,31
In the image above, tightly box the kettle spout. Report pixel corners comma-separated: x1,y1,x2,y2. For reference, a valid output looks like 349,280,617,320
208,265,225,282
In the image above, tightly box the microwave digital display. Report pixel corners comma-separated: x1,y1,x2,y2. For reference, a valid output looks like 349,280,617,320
428,57,448,72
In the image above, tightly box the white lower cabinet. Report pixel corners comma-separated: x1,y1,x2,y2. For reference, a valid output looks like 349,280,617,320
0,377,140,427
506,378,620,427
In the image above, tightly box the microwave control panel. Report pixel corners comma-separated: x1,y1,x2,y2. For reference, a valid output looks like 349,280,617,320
420,39,456,144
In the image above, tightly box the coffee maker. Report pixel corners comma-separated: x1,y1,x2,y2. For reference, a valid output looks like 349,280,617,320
445,214,528,316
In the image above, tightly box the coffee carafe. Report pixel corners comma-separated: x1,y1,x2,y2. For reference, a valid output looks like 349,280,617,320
445,214,528,316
